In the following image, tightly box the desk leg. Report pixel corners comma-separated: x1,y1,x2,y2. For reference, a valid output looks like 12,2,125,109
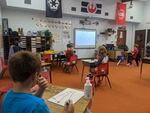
49,66,52,83
81,64,85,82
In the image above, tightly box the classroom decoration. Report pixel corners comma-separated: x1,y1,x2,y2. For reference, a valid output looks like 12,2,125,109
46,0,62,18
81,1,102,14
33,18,72,30
79,18,99,26
116,2,126,25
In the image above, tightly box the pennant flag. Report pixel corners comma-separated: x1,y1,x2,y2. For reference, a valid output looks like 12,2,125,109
81,1,102,14
116,2,126,25
46,0,62,18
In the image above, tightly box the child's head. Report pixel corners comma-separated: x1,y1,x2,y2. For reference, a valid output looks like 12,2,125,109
97,46,107,56
134,44,139,48
8,51,41,84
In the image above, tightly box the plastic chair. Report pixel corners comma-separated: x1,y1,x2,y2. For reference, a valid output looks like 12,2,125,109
63,55,78,73
0,57,8,79
0,82,12,98
93,63,112,88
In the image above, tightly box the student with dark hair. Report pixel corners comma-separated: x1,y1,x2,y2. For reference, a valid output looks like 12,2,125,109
2,51,74,113
9,40,21,58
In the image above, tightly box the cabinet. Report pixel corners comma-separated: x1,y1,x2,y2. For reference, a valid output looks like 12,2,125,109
107,50,123,60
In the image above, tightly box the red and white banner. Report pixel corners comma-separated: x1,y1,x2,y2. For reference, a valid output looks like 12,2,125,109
116,2,126,25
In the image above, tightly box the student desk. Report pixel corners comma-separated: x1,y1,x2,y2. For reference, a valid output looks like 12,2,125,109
140,57,150,79
42,85,90,113
81,59,97,82
41,62,52,83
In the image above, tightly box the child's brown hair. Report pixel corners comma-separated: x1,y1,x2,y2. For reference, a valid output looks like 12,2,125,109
97,46,107,56
8,51,41,82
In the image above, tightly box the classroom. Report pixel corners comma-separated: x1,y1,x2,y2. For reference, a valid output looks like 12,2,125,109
0,0,150,113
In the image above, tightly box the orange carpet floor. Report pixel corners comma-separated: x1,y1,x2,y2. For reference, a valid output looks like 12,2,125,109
1,61,150,113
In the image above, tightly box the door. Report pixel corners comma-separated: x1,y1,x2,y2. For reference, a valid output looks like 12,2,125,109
146,29,150,56
134,30,146,56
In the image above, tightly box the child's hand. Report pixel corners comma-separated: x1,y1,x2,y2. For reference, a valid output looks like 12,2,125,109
64,100,74,113
32,76,48,97
37,76,48,90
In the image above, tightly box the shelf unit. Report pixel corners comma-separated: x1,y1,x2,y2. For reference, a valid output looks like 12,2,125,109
3,35,51,61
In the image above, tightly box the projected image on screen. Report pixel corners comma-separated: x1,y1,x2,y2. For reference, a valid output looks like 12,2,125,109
75,29,96,49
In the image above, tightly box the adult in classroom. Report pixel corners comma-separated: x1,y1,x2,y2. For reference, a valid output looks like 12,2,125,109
2,51,74,113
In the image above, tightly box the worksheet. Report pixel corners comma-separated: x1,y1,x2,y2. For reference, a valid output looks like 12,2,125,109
82,59,98,63
48,88,84,106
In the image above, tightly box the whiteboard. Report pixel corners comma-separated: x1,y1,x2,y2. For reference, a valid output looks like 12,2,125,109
48,88,84,106
74,29,96,49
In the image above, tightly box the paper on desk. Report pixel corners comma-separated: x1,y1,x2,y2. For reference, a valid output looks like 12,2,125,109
82,59,98,63
48,88,84,106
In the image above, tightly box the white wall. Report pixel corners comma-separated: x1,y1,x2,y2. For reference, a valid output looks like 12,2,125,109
126,1,144,23
135,1,150,30
62,0,117,20
143,1,150,23
134,1,150,52
2,8,136,58
126,23,136,51
2,8,120,58
6,0,45,11
2,0,142,58
0,6,3,57
6,0,117,19
5,0,144,23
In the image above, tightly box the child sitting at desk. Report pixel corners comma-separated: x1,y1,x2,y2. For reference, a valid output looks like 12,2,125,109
62,51,77,73
2,51,74,113
90,45,109,74
65,44,74,61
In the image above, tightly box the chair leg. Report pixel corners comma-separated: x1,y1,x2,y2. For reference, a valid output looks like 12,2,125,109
0,69,7,79
106,76,112,88
75,65,79,72
94,76,97,88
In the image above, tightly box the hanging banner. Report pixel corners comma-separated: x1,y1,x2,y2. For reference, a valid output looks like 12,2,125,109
116,2,126,25
81,1,102,14
46,0,62,18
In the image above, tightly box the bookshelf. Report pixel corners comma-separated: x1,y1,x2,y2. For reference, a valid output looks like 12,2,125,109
3,36,51,61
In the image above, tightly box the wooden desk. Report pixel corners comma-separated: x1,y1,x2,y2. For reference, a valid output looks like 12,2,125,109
41,62,52,83
42,85,89,113
140,57,150,79
81,59,97,82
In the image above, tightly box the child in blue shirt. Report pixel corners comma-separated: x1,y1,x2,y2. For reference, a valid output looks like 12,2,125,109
2,51,74,113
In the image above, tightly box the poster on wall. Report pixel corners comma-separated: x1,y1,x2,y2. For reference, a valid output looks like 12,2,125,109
46,0,62,18
116,2,126,25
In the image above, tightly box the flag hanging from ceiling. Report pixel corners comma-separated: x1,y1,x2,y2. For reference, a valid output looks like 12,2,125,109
81,1,102,14
116,2,126,25
46,0,62,18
